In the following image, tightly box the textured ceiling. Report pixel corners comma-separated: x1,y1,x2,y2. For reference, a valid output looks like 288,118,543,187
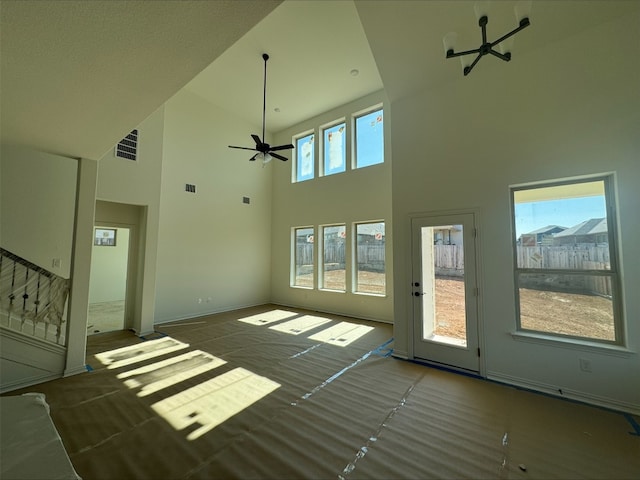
0,0,281,159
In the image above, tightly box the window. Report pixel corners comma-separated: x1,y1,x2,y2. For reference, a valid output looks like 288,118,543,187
355,221,386,295
293,227,314,288
295,133,314,182
354,108,383,169
511,176,623,344
322,122,346,176
321,225,346,291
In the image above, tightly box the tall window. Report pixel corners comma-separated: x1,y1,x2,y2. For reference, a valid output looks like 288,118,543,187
354,108,384,169
511,176,623,344
355,221,386,295
323,122,346,176
293,227,314,288
321,225,346,291
295,133,314,182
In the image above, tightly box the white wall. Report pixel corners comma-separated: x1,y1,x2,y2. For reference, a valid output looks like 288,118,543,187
96,106,164,335
391,13,640,413
271,90,393,322
88,227,129,303
0,145,77,278
154,89,273,322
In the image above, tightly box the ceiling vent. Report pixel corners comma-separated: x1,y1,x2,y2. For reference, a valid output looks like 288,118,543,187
115,129,138,161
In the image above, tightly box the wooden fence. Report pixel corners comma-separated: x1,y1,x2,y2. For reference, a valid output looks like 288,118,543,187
295,244,385,272
295,243,611,295
516,245,610,269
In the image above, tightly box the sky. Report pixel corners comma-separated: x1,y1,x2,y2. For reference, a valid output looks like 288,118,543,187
514,196,606,239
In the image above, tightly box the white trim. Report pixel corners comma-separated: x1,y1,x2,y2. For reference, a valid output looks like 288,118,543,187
0,326,66,355
510,330,635,356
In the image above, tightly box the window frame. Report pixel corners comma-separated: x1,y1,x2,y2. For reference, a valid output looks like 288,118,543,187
353,220,386,296
510,174,624,346
291,226,315,289
293,130,316,183
352,105,384,170
320,119,347,177
319,224,347,292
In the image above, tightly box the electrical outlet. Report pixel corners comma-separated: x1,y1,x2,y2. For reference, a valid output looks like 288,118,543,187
579,358,592,373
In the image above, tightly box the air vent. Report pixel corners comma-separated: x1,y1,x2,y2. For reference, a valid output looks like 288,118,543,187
115,129,138,161
185,184,196,193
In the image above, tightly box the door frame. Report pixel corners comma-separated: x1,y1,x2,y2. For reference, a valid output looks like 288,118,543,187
408,208,485,376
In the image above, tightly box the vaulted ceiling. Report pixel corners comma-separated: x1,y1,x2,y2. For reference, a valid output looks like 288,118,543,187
1,1,637,161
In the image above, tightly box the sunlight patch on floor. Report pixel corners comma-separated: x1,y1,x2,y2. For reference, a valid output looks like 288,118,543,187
95,337,189,369
237,309,299,326
308,321,374,347
151,367,280,441
117,350,227,397
269,315,332,335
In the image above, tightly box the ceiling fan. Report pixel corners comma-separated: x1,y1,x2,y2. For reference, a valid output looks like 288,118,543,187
228,53,294,164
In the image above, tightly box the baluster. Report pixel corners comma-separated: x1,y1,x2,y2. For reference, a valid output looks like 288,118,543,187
8,260,17,326
21,267,29,331
34,272,41,336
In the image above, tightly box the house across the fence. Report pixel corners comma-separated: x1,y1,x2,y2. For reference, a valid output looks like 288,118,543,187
552,218,607,245
518,224,566,246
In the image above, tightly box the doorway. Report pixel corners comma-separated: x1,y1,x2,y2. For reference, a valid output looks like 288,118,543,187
412,212,480,372
87,225,130,335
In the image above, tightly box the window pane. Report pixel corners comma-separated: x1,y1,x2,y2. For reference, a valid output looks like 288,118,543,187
322,225,346,291
355,222,385,294
295,134,314,182
518,273,615,341
294,227,314,287
513,180,609,270
355,109,384,168
323,123,346,176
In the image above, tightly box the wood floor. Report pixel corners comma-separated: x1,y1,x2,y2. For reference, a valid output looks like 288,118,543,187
5,304,640,479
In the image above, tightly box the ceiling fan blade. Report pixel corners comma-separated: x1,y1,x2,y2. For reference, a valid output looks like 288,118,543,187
229,145,258,151
270,152,288,162
269,144,295,152
249,153,258,161
251,134,262,146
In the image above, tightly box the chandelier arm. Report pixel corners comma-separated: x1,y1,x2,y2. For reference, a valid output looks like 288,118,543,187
490,18,530,47
446,47,481,58
488,49,511,62
464,53,483,76
481,19,488,44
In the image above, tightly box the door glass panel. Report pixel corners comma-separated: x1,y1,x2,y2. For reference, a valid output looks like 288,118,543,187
420,224,467,347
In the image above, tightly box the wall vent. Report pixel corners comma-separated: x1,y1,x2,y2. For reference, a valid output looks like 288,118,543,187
115,129,138,161
185,184,196,193
243,196,251,204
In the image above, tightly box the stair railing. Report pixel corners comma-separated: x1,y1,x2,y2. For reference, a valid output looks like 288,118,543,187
0,248,70,345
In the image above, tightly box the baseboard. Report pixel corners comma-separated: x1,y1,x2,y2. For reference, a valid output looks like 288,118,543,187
154,301,267,327
487,371,640,416
0,372,62,395
271,301,393,325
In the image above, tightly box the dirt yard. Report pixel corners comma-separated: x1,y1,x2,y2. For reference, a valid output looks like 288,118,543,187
300,270,615,341
434,277,615,341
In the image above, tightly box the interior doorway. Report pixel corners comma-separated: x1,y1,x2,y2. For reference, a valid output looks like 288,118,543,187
87,225,130,335
411,212,480,373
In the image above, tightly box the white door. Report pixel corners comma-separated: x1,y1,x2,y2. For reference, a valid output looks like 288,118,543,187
412,213,480,372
